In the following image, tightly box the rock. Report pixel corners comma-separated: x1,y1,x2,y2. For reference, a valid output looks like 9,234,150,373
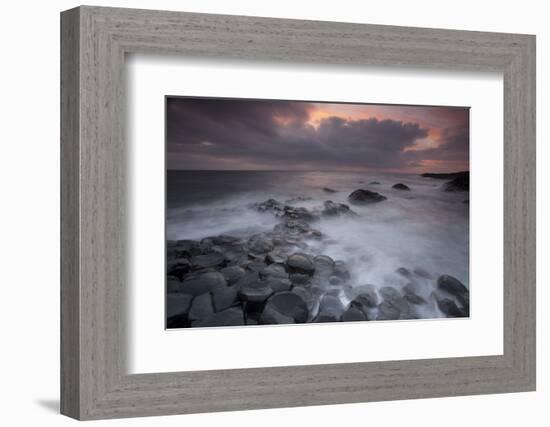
440,171,469,191
167,276,183,293
404,291,426,305
413,267,433,279
239,285,274,306
172,239,202,258
260,305,295,325
264,277,293,292
233,270,260,287
166,313,190,329
265,251,287,265
368,181,381,185
244,260,267,273
421,171,468,180
259,263,288,279
248,235,274,255
322,200,355,217
192,307,245,327
292,287,316,313
437,275,469,307
189,253,226,270
332,260,351,281
167,258,192,281
380,286,409,312
289,273,310,285
392,183,411,191
323,187,337,193
434,293,467,317
319,295,345,318
219,265,245,285
328,275,345,286
314,312,341,323
255,198,284,214
178,272,227,296
286,253,315,276
263,291,309,323
188,293,215,321
348,189,387,205
351,285,379,308
211,286,238,312
377,300,401,320
166,294,193,318
342,307,368,322
283,206,318,222
313,255,335,274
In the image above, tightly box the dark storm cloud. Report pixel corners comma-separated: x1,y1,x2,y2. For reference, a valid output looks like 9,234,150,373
166,97,467,171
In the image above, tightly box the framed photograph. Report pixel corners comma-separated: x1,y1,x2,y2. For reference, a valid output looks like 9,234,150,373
61,6,536,420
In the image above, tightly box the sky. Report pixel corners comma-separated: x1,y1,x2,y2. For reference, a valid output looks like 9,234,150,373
166,97,469,173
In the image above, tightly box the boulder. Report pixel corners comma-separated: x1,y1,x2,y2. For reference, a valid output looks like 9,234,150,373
211,286,238,312
192,307,245,327
348,189,387,205
321,200,355,217
313,255,335,274
319,295,346,319
291,287,316,313
238,285,274,305
260,305,295,325
434,293,467,317
323,187,337,193
377,300,401,320
444,171,469,192
189,253,226,270
392,183,411,191
395,267,412,278
342,307,368,322
437,275,469,307
351,285,379,308
264,277,293,293
263,291,309,323
188,293,215,321
248,235,274,255
368,181,381,185
167,258,192,281
332,260,351,281
286,253,315,276
172,239,202,258
219,265,245,285
178,272,227,296
259,263,288,280
413,267,433,279
289,273,311,285
166,294,193,318
265,251,287,265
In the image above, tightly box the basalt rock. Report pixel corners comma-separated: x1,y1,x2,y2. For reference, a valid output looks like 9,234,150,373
392,183,411,191
348,189,387,205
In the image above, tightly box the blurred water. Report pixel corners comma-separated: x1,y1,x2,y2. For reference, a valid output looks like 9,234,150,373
167,170,469,296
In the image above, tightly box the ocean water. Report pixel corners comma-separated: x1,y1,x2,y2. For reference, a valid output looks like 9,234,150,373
167,170,469,305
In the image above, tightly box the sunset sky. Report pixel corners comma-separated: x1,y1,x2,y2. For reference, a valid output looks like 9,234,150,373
166,97,469,173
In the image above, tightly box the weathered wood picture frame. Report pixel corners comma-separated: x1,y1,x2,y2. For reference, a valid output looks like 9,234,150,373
60,5,536,420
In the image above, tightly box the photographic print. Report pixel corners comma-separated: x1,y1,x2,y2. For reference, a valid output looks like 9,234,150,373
166,97,470,329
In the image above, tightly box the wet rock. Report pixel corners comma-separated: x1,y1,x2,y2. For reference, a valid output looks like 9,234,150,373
259,263,288,280
328,276,345,287
323,187,337,193
192,307,245,327
283,206,318,222
244,260,267,273
263,291,309,323
167,276,183,293
233,271,261,290
178,272,227,296
368,181,381,185
314,312,341,323
342,307,368,322
348,189,387,205
314,255,335,274
404,291,426,305
437,275,469,307
444,171,469,192
260,304,295,325
290,273,311,285
392,183,411,191
167,258,192,281
322,200,355,217
190,253,226,270
188,293,215,321
332,260,351,281
377,300,401,320
292,287,316,313
319,295,346,319
286,253,315,276
211,286,238,312
248,235,274,255
264,277,293,293
219,265,245,285
265,251,287,265
413,267,433,279
166,294,193,318
351,285,379,308
173,239,202,258
255,198,284,214
434,293,467,317
239,285,274,307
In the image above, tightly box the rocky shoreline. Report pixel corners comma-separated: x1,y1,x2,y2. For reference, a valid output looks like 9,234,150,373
167,176,470,328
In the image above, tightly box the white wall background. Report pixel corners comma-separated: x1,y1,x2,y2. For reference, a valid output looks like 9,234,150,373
0,0,546,425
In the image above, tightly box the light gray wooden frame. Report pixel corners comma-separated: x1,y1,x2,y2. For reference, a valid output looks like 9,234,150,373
60,5,536,420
